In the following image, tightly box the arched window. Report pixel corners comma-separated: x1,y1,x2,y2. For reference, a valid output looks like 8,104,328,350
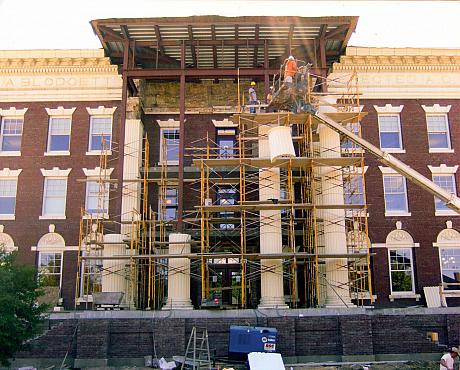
35,224,65,288
0,225,17,253
434,221,460,293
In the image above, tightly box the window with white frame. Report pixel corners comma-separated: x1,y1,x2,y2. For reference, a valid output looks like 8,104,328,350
217,187,237,229
217,128,236,159
388,248,415,294
341,122,360,151
378,115,403,150
42,178,67,217
0,179,18,216
48,117,71,152
89,116,112,152
426,115,451,150
433,174,457,212
383,175,409,214
80,250,102,297
0,117,23,152
344,175,364,205
85,180,109,216
159,187,178,221
440,248,460,291
160,128,180,164
38,252,62,287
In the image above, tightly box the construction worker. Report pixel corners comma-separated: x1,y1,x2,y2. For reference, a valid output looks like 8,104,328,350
248,81,257,113
440,347,459,370
284,55,298,84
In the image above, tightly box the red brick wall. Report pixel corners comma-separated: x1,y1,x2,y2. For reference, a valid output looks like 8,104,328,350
360,99,460,305
0,100,121,307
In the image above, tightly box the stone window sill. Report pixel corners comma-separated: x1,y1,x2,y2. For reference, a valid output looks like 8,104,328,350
39,215,67,220
435,210,460,217
158,161,179,166
83,214,109,220
0,214,15,220
382,149,406,154
86,150,112,156
429,148,454,154
44,151,70,156
385,212,411,217
389,293,421,302
0,151,21,157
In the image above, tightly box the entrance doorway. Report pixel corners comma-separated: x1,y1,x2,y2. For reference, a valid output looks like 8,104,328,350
208,263,241,307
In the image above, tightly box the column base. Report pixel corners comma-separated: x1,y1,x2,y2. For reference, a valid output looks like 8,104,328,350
258,297,289,310
325,297,356,308
162,299,193,310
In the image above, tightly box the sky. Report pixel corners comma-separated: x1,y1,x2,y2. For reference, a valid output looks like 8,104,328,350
0,0,459,50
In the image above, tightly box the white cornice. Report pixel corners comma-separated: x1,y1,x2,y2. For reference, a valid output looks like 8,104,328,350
0,107,28,117
157,118,180,128
212,118,237,128
378,166,399,175
374,104,404,114
421,104,452,114
86,106,117,116
83,167,114,177
45,106,76,116
428,164,458,174
0,168,22,177
40,167,71,177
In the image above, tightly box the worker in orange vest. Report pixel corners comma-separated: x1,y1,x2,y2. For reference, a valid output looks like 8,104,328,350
284,55,298,83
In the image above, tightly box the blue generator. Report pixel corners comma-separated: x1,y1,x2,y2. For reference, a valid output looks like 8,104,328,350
228,326,278,360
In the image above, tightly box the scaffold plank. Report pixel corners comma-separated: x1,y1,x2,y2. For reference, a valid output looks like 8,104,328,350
192,157,361,168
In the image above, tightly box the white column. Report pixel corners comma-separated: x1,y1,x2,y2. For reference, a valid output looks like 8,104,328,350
121,119,143,237
102,234,129,306
258,125,288,309
318,121,354,307
163,233,193,310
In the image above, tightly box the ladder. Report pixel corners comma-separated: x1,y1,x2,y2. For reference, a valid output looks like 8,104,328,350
181,326,212,370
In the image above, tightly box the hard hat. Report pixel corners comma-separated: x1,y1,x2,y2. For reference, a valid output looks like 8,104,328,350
250,81,256,86
288,55,294,60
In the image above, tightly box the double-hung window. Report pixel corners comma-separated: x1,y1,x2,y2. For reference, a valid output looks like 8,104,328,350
344,175,364,205
439,248,460,291
383,175,409,215
42,178,67,218
48,117,71,153
159,187,178,221
89,116,112,152
378,115,403,151
160,129,180,164
426,114,451,151
217,128,236,159
433,174,457,214
38,252,62,287
217,187,237,229
85,180,109,217
341,122,361,151
388,248,415,294
0,117,23,153
0,179,18,217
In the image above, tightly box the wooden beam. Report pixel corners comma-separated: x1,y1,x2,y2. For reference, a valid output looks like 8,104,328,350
99,25,125,41
234,24,239,69
154,24,166,54
287,24,294,55
128,38,318,48
211,25,218,69
188,25,197,67
177,42,186,232
325,24,348,40
253,24,259,67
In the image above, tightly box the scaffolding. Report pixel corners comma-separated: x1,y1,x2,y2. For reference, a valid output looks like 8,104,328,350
74,70,373,310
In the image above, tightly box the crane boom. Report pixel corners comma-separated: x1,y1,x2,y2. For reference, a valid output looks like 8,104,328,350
303,104,460,213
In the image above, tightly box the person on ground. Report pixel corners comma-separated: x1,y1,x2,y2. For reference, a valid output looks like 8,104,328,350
440,347,459,370
248,81,258,113
284,55,298,84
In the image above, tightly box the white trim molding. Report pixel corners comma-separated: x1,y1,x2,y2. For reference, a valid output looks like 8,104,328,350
0,225,17,252
40,167,72,177
33,224,65,252
421,104,452,114
86,106,117,116
0,107,28,117
45,106,76,116
82,167,114,177
428,164,458,174
212,118,237,128
433,220,460,247
374,104,404,114
378,166,399,175
157,118,180,128
0,168,22,177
